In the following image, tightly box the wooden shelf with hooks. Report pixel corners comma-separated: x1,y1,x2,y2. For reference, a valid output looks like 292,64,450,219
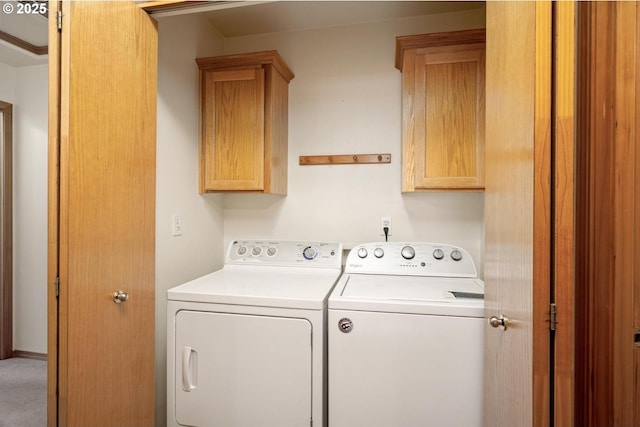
299,153,391,166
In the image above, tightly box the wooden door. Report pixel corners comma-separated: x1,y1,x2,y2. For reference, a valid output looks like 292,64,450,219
484,2,553,426
48,1,158,426
485,2,578,426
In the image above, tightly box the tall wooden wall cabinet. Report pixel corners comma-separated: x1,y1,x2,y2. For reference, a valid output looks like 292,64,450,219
396,29,486,192
196,50,294,194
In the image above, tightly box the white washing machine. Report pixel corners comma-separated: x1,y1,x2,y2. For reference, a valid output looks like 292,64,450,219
328,242,484,427
167,240,343,427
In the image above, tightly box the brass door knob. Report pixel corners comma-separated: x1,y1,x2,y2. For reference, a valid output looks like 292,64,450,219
488,315,509,330
113,290,129,304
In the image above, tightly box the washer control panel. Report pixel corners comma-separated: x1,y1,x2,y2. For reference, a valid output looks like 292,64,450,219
346,242,477,277
227,240,342,268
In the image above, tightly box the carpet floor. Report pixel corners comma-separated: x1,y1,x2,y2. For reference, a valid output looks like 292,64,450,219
0,357,46,427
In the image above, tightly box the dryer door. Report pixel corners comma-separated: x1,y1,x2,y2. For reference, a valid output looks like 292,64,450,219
174,311,312,427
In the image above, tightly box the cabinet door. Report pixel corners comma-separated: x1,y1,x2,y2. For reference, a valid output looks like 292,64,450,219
49,1,157,426
403,44,485,191
174,311,312,427
200,67,265,192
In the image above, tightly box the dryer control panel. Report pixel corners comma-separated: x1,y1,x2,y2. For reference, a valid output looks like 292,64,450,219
226,240,342,269
345,242,477,278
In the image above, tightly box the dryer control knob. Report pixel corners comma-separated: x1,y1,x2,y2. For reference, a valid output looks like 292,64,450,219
433,249,445,260
374,248,384,258
267,246,277,257
237,246,247,256
252,246,262,256
357,248,368,258
401,245,416,260
451,249,463,261
303,246,318,260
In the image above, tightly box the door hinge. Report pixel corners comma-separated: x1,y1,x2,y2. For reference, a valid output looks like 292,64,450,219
56,10,62,31
55,276,60,298
549,303,557,331
310,417,313,427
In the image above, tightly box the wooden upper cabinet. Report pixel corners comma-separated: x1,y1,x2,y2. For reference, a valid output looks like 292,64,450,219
396,29,486,192
196,50,294,194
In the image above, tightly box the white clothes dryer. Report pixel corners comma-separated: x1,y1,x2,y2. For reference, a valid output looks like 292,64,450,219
328,242,484,427
167,240,342,427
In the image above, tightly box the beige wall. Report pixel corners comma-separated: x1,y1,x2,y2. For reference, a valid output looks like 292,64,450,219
221,8,486,270
0,61,48,355
13,64,48,354
155,13,226,426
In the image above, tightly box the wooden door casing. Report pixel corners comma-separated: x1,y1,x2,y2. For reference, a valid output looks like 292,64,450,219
0,101,12,361
613,3,639,425
49,1,158,426
47,2,61,424
575,3,640,426
553,2,577,426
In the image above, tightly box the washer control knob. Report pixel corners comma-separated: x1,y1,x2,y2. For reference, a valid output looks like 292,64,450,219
451,249,463,261
401,245,416,260
237,245,247,256
252,246,262,256
433,249,445,260
267,246,277,257
303,246,318,260
357,248,368,258
374,248,384,258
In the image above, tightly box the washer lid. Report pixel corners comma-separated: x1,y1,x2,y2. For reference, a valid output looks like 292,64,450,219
329,274,484,317
167,265,342,310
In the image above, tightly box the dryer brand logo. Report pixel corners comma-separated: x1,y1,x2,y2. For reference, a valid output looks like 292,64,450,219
338,318,353,333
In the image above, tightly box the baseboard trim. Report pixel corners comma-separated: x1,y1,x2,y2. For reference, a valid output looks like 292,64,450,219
12,350,47,361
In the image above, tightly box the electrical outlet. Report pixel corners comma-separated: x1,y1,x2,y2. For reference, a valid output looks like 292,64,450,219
380,217,392,237
172,214,183,236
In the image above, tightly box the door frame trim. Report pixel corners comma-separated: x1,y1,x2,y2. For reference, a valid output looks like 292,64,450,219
47,1,61,425
0,100,12,361
552,2,577,426
574,2,639,425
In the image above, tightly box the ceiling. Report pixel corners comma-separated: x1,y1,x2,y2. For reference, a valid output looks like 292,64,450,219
0,1,48,67
0,1,485,67
198,1,485,38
